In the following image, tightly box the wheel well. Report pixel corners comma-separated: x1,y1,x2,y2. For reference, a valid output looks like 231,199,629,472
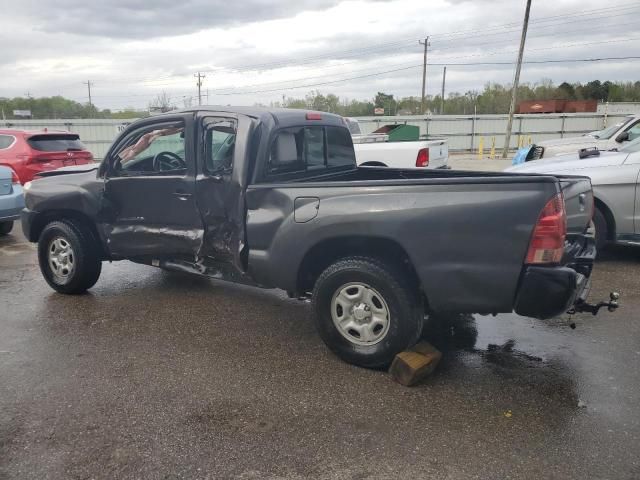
29,210,107,257
296,236,421,296
594,198,616,241
359,161,388,167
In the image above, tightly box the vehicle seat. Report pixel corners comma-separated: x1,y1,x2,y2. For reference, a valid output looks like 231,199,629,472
270,132,302,173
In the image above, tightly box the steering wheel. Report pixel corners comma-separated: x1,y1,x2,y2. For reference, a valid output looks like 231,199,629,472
153,151,186,172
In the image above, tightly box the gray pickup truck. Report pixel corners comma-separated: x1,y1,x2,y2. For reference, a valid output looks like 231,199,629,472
22,107,613,368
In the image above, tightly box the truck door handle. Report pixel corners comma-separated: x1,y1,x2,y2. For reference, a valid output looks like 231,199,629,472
172,191,192,200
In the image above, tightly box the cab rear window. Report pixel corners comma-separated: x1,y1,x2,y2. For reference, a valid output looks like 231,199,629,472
27,134,86,152
264,126,355,181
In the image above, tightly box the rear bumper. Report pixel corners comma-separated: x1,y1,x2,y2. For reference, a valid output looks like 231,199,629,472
0,184,25,222
514,234,595,319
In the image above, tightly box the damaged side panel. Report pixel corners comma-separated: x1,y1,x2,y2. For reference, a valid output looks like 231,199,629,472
194,114,257,271
105,225,203,257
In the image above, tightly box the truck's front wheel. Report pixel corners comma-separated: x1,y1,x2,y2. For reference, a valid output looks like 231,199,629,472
38,220,102,294
312,257,423,368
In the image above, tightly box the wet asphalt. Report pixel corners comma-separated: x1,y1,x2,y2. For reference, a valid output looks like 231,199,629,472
1,228,639,480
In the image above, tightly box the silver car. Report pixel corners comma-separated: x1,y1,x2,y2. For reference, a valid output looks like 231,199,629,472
506,138,640,249
0,165,24,235
528,115,640,159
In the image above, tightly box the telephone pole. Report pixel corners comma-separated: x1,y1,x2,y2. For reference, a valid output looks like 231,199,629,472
194,72,206,105
419,37,430,114
502,0,532,158
82,81,93,109
440,66,447,114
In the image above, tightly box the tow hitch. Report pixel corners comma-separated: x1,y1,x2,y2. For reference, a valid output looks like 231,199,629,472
568,292,620,315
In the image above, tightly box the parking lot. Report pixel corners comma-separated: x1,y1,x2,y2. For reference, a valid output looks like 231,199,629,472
1,224,639,479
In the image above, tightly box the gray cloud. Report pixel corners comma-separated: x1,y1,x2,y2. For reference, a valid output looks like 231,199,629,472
1,0,638,110
14,0,343,39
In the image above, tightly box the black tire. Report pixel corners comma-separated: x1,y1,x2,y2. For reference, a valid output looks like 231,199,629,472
0,221,13,235
312,256,423,369
37,219,102,294
593,206,608,252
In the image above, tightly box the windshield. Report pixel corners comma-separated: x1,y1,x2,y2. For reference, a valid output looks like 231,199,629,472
620,137,640,153
588,120,629,139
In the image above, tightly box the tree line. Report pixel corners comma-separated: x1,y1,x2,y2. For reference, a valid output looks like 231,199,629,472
277,80,640,116
2,79,640,120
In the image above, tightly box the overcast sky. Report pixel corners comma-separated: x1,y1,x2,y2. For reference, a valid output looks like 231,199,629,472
1,0,639,110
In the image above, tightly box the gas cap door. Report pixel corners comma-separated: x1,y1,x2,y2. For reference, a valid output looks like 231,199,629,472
294,197,320,223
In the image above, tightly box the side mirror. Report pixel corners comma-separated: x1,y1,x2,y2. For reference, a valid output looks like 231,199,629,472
615,131,630,143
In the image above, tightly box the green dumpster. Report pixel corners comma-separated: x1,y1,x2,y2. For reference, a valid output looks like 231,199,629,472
371,124,420,142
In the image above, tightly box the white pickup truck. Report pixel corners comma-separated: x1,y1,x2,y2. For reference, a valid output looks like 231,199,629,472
345,118,449,169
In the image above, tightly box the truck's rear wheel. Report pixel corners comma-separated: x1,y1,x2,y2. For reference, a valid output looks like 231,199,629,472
38,220,102,294
312,257,423,368
593,206,608,251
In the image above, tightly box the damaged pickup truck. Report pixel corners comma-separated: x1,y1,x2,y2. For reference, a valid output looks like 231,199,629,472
22,107,614,368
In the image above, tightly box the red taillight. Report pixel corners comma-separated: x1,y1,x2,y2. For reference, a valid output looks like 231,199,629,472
525,193,567,264
416,148,429,167
306,112,322,120
11,169,20,184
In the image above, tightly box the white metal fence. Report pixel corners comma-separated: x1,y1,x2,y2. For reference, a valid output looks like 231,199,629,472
2,112,632,158
1,119,133,160
356,112,631,151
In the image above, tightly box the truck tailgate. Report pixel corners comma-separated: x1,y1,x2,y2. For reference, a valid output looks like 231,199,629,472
428,140,448,168
556,175,594,234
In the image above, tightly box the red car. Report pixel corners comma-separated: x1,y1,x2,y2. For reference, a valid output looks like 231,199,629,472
0,129,93,184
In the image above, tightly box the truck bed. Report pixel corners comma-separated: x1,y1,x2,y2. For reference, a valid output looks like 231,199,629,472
246,166,593,314
296,166,594,234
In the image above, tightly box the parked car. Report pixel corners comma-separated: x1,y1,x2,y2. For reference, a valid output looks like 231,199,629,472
345,118,448,169
507,137,640,250
0,165,24,235
22,107,612,368
522,115,640,160
0,129,93,184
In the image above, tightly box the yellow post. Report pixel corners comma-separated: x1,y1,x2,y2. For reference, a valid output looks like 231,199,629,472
477,136,484,160
490,137,496,159
517,135,523,148
527,135,532,145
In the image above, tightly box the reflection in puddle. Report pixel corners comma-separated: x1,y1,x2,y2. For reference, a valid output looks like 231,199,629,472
423,314,547,368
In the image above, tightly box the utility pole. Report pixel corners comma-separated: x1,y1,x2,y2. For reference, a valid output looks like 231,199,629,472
502,0,532,158
419,37,430,115
25,92,34,119
440,66,447,115
83,80,93,111
194,72,205,105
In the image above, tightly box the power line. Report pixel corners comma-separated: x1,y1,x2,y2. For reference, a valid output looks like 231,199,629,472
428,36,640,63
190,4,640,76
86,55,640,102
33,3,640,93
209,57,640,96
430,56,640,66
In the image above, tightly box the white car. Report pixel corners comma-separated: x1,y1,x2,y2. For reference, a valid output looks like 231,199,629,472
506,138,640,249
345,118,449,169
530,115,640,159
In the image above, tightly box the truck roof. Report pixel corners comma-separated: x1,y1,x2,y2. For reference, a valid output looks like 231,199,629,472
165,106,347,128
